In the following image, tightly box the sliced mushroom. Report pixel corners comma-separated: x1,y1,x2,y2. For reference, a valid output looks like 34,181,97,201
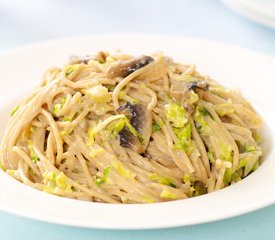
193,181,207,196
118,102,152,154
107,55,154,78
119,129,142,153
186,80,209,91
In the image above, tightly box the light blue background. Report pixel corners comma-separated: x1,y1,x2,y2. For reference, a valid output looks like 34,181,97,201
1,0,275,239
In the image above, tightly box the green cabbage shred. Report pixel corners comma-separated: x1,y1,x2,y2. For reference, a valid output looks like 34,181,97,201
152,121,161,132
10,106,19,117
164,103,187,128
150,173,176,188
96,166,111,186
43,171,72,194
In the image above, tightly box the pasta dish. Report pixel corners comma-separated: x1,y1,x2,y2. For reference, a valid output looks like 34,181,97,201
0,51,263,203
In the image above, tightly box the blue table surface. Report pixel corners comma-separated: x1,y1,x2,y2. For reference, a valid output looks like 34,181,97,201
1,0,275,239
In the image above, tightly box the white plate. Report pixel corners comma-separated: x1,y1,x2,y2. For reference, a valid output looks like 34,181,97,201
0,35,275,229
223,0,275,29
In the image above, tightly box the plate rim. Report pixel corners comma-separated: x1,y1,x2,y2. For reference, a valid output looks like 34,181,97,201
223,0,275,29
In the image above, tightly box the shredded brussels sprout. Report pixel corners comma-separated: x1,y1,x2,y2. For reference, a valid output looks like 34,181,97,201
65,64,79,77
160,189,177,199
152,121,161,133
173,124,193,153
43,171,72,194
164,103,187,128
82,85,111,103
150,173,176,188
88,114,144,146
112,161,135,179
31,153,40,164
10,105,19,117
214,103,234,117
96,166,111,186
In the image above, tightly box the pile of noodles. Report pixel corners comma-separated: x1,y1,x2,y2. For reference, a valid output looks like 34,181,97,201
0,51,263,203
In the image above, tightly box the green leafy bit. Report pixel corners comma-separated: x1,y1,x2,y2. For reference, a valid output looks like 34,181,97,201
218,140,233,162
224,168,232,184
112,161,135,179
52,96,67,117
62,116,72,122
30,126,36,133
164,103,187,128
150,173,176,188
183,174,191,183
252,160,259,171
198,107,211,116
187,90,199,105
160,189,177,199
173,124,193,153
231,171,242,183
87,128,95,146
92,102,111,116
174,123,192,139
240,144,256,153
207,151,215,164
88,115,144,146
245,146,255,152
96,166,111,186
182,174,196,183
53,103,62,116
174,139,193,153
255,134,262,144
194,107,212,134
237,151,262,176
10,105,19,117
82,85,111,103
90,148,104,158
195,106,233,162
31,153,40,164
61,96,67,104
6,169,19,178
123,117,145,143
56,172,69,190
43,171,72,194
152,121,161,133
208,138,233,163
0,161,6,171
96,161,135,186
214,103,234,117
61,129,73,136
143,197,154,203
65,64,79,77
108,118,127,137
27,140,40,164
194,120,210,134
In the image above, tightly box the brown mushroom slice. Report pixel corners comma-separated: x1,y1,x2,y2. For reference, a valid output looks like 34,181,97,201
119,128,143,153
118,102,152,154
186,80,209,91
193,181,207,196
107,55,154,78
171,80,209,93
